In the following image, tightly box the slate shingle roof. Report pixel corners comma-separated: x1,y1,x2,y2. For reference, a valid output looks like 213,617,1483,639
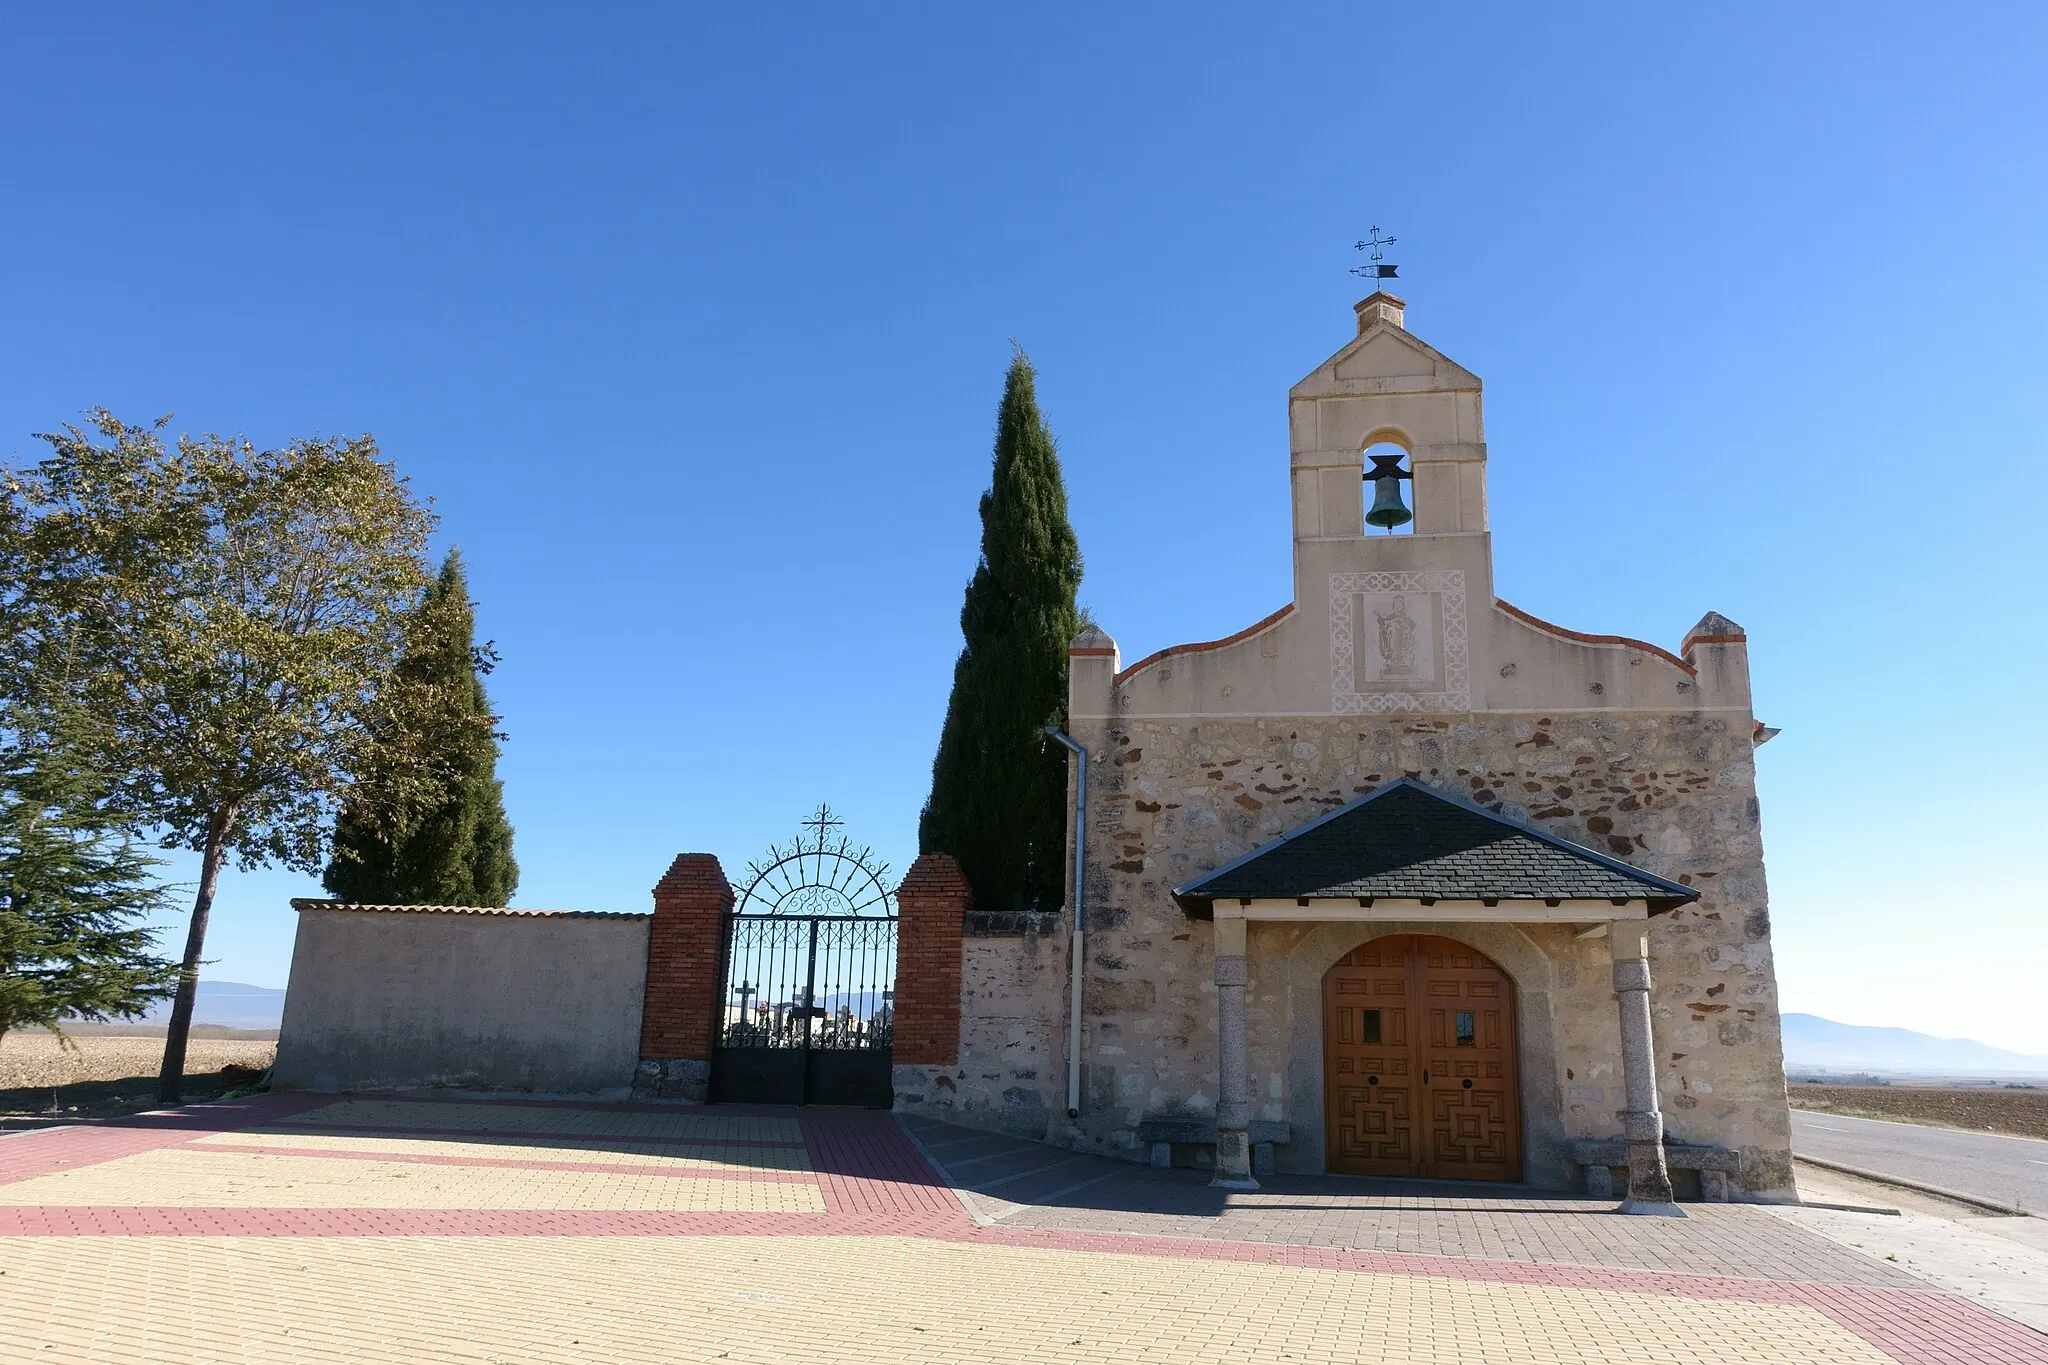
1171,779,1698,915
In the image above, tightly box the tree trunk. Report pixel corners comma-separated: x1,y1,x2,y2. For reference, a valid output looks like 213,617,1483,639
156,806,234,1105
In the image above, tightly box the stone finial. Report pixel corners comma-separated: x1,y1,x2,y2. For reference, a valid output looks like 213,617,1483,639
1680,611,1746,659
1353,291,1407,334
1069,623,1117,656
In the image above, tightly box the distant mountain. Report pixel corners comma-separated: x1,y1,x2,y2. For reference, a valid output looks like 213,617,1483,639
1782,1012,2048,1075
139,981,285,1030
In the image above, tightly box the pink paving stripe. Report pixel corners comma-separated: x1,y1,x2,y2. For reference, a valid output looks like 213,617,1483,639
0,1204,2037,1363
945,1224,2048,1365
0,1094,345,1185
298,1092,718,1115
244,1122,807,1150
798,1111,960,1219
7,1100,2042,1363
195,1141,822,1182
0,1202,2035,1362
0,1207,966,1237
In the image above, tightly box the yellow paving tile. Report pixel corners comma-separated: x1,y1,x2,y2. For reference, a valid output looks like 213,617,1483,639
0,1235,1894,1364
282,1099,803,1143
0,1149,825,1212
191,1128,813,1172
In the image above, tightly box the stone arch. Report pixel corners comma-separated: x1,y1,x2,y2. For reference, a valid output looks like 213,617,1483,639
1277,920,1570,1186
1361,435,1417,537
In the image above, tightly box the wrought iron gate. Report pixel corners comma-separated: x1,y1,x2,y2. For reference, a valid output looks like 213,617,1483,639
710,806,897,1108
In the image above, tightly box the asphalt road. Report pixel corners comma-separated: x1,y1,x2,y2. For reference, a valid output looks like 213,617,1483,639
1792,1109,2048,1214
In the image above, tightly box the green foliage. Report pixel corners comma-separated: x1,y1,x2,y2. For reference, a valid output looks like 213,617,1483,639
0,409,448,1097
919,353,1083,911
0,714,177,1036
324,548,519,906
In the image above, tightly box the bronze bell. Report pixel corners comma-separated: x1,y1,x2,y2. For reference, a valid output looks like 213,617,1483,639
1366,475,1412,530
1363,451,1413,531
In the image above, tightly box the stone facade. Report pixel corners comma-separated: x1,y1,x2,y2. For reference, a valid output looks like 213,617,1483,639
907,292,1795,1202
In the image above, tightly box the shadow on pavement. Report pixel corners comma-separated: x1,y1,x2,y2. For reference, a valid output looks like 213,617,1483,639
898,1112,1613,1218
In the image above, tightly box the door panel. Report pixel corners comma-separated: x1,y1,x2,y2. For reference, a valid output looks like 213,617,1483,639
1324,934,1521,1181
1323,939,1414,1176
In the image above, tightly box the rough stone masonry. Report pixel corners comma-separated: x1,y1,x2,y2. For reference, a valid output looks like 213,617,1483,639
893,290,1795,1203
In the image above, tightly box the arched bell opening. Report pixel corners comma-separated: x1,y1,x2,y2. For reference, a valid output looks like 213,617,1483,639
1361,440,1415,535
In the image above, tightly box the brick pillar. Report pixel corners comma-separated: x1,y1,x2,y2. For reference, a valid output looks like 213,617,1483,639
633,853,733,1101
891,854,970,1102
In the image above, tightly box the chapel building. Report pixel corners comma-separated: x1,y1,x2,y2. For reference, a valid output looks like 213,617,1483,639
893,292,1796,1204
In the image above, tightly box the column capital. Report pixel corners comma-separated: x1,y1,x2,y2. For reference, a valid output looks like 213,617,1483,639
1612,959,1652,993
1214,954,1249,987
1609,923,1650,963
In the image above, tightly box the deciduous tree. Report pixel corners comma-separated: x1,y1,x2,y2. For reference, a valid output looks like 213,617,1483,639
0,410,453,1101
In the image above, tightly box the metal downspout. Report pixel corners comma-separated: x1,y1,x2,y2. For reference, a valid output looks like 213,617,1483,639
1045,726,1087,1119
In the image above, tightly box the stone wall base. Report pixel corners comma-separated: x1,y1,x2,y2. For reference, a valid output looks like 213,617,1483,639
893,1062,1061,1142
632,1057,708,1102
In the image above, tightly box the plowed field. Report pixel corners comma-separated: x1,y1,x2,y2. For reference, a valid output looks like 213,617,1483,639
1790,1083,2048,1140
1,1032,276,1124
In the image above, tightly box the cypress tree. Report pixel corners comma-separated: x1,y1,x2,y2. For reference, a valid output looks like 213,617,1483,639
324,549,518,906
919,352,1083,912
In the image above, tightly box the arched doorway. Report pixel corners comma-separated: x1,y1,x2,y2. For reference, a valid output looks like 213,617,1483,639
1322,933,1521,1181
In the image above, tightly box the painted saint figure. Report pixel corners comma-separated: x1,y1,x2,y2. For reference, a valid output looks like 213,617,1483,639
1376,594,1418,677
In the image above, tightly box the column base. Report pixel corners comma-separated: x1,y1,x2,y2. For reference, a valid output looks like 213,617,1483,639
1211,1129,1259,1190
1617,1198,1688,1218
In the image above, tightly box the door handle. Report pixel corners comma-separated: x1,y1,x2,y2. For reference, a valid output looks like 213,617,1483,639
1422,1069,1429,1083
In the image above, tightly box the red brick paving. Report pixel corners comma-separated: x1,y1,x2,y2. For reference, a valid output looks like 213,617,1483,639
2,1091,2042,1364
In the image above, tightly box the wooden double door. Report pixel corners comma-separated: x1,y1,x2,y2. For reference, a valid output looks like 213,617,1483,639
1323,934,1521,1182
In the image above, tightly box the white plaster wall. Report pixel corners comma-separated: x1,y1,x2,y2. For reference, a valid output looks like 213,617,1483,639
273,908,650,1095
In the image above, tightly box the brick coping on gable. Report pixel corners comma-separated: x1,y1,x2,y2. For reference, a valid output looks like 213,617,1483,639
1107,599,1710,687
1493,599,1698,676
1113,603,1296,686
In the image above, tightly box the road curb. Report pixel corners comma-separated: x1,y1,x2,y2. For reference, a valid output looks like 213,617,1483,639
1796,1154,2037,1218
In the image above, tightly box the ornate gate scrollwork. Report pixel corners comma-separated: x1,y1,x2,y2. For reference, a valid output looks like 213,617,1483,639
710,805,897,1107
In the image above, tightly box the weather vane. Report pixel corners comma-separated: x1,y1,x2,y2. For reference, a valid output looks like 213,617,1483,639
1351,227,1399,288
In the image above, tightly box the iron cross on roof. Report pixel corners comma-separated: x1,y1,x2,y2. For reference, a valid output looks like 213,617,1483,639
1352,226,1399,285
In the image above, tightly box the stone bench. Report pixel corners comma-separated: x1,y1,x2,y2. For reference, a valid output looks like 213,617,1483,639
1570,1139,1740,1201
1137,1118,1292,1175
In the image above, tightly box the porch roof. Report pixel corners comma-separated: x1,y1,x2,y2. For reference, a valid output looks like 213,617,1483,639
1170,779,1699,917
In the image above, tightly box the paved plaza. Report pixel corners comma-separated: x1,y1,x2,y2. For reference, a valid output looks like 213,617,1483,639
0,1093,2041,1363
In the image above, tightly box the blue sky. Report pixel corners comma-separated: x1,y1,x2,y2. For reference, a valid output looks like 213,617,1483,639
3,6,2044,1047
